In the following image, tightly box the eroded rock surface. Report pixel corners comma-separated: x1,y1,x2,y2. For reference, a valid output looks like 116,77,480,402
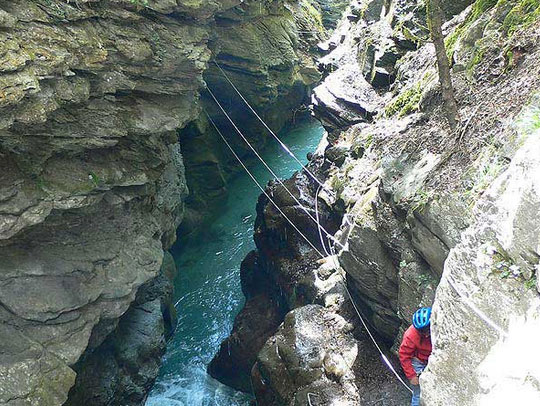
215,0,540,404
422,99,540,405
0,1,326,405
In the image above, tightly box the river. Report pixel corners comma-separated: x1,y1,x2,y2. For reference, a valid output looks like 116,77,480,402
146,117,326,406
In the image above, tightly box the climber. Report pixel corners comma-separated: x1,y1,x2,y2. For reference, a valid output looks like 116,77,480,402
399,307,432,406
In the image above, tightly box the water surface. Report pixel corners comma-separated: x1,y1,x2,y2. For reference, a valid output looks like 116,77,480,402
146,118,325,406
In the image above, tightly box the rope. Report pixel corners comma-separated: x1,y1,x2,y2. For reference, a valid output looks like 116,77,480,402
446,277,508,337
311,187,413,394
206,86,344,250
208,82,412,393
212,60,332,194
327,242,414,394
205,110,325,259
315,185,331,257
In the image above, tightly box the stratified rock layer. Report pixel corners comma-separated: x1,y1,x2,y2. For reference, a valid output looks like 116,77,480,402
0,1,325,405
422,98,540,405
215,0,540,404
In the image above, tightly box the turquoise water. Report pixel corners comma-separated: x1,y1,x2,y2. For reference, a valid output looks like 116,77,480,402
146,118,325,406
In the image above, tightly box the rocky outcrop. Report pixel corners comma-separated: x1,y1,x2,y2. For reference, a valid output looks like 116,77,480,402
422,97,540,405
315,0,351,29
180,0,326,229
252,304,361,406
0,1,326,405
214,0,540,404
0,3,193,404
208,169,340,391
64,251,178,406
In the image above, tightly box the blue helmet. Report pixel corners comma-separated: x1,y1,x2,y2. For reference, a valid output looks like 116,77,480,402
412,307,432,329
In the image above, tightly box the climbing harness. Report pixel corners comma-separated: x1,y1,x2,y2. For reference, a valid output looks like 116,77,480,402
205,110,325,259
206,87,344,251
212,60,332,194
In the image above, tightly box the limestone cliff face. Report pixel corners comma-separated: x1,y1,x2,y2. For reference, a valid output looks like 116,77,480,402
422,98,540,404
214,0,540,404
0,1,324,405
180,0,326,231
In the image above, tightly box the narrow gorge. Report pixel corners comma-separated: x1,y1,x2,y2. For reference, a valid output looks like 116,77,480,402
1,1,539,406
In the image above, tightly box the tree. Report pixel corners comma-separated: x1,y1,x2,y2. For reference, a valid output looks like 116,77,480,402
427,0,460,131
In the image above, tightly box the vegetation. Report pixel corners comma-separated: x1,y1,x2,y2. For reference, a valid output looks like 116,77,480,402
130,0,149,6
384,72,435,118
385,82,424,117
427,0,460,130
330,174,345,199
446,0,540,70
502,0,540,35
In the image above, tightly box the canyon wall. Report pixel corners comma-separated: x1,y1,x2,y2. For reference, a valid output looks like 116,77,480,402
212,0,540,404
0,1,327,405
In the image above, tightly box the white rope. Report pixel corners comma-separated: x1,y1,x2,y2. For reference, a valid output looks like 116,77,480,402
205,110,325,259
206,86,344,250
315,185,331,257
208,88,412,393
311,186,413,394
212,60,331,193
327,243,414,394
446,277,508,337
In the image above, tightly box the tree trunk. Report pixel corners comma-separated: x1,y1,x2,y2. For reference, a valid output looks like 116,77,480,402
427,0,460,131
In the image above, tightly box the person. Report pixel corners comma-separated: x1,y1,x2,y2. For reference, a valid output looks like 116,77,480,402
399,307,433,406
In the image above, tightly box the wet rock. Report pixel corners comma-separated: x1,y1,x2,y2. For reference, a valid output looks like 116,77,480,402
325,145,349,166
0,1,328,404
208,293,284,393
312,65,384,130
210,168,341,393
314,0,350,29
64,252,178,406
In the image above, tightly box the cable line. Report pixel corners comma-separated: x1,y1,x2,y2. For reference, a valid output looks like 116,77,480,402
206,86,344,250
317,204,414,394
315,185,331,257
207,82,412,394
205,110,325,259
446,277,507,337
212,60,331,193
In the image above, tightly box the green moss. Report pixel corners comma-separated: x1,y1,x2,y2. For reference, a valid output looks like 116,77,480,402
524,275,537,289
385,72,435,118
444,0,540,74
393,20,429,48
467,45,487,72
385,84,423,117
501,0,540,35
330,175,345,199
472,0,499,17
130,0,149,7
301,0,325,33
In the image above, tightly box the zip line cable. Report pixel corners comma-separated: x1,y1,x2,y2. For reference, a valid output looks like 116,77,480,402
206,86,344,250
212,60,331,193
205,110,325,259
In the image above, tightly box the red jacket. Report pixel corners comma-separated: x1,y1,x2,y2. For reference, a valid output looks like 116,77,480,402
399,325,432,379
